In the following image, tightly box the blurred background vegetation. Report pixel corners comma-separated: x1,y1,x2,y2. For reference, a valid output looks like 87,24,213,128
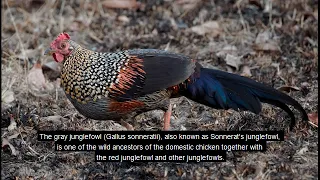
1,0,318,179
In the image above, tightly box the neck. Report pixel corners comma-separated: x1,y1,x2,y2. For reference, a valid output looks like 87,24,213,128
63,41,94,66
68,40,83,55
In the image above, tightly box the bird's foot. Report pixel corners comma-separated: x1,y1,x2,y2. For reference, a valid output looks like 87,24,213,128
120,120,135,131
163,104,172,131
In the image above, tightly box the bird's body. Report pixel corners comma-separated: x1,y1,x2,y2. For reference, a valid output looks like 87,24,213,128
45,33,308,130
60,43,193,121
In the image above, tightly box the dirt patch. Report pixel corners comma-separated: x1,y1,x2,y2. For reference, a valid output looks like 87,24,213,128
1,0,318,179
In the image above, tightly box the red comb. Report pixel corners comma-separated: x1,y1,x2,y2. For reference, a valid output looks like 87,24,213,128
56,32,70,40
50,32,70,47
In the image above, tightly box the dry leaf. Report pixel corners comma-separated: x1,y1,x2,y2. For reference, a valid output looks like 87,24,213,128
118,15,130,23
277,86,301,93
8,133,20,140
8,115,17,131
1,89,15,109
296,146,308,155
253,31,281,52
255,31,272,44
102,0,140,9
254,55,273,66
241,65,259,77
176,0,201,11
2,138,17,156
253,42,281,52
241,66,253,77
308,113,318,128
263,0,272,13
216,45,238,57
190,21,222,37
225,54,242,71
27,62,47,91
42,115,67,123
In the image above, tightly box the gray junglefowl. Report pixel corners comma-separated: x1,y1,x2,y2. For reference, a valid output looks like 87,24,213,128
44,33,308,130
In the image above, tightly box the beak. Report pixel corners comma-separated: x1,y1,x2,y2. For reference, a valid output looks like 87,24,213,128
44,48,55,55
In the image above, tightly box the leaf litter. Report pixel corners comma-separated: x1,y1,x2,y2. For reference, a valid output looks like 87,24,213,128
1,0,318,179
190,21,222,37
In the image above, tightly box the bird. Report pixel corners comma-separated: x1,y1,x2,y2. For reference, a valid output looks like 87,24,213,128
44,32,308,130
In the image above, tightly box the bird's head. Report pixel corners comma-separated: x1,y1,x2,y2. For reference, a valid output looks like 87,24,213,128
44,32,73,62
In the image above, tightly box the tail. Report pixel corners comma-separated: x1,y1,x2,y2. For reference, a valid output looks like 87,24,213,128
182,66,308,130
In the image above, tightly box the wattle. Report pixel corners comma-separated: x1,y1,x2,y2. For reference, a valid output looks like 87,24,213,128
53,53,64,62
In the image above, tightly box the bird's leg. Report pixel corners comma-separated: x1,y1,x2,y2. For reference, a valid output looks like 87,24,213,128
163,103,172,131
120,120,134,131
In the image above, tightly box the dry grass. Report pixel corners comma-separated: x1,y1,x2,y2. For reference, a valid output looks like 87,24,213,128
1,0,318,179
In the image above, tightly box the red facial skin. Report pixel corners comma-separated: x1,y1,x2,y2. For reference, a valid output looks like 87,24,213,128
49,33,72,62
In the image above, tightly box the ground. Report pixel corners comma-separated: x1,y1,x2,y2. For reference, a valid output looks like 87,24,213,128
1,0,318,179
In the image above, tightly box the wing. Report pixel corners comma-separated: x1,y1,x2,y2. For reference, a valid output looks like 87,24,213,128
108,49,196,102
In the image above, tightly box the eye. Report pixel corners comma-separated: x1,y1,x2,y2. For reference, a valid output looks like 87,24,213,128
61,43,66,48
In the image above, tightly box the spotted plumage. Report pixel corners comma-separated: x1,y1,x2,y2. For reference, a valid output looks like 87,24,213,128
45,32,308,130
61,43,144,104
